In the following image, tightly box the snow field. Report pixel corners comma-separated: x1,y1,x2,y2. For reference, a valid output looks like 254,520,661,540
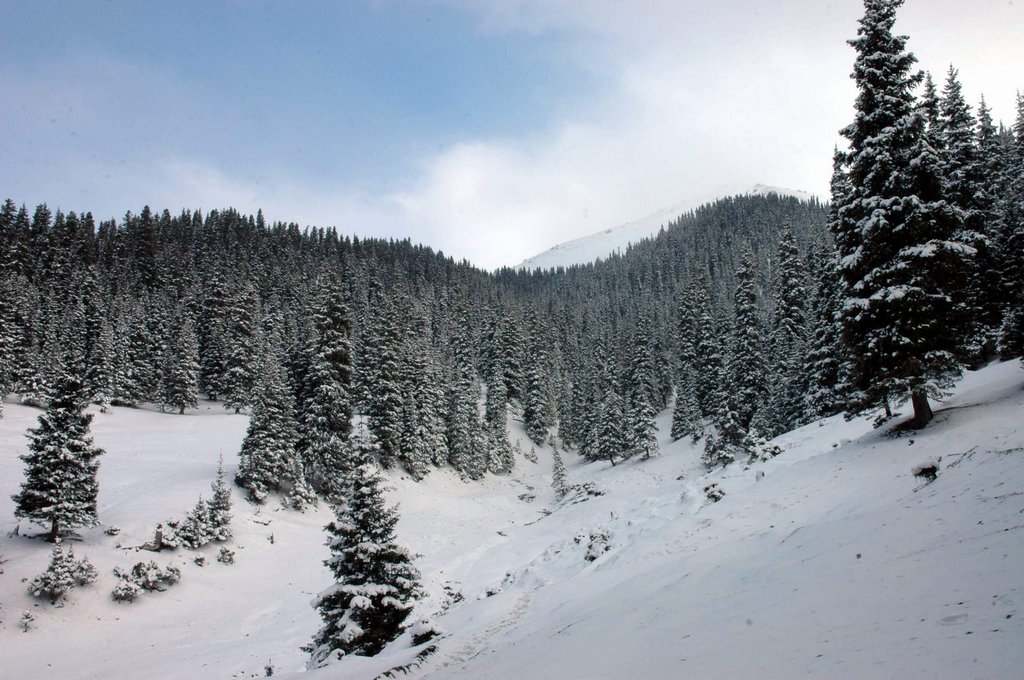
2,361,1023,679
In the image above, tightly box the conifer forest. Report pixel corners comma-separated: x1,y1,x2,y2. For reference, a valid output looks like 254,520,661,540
1,1,1023,677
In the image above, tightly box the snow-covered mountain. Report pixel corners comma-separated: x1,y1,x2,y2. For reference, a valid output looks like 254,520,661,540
514,184,817,271
2,361,1022,679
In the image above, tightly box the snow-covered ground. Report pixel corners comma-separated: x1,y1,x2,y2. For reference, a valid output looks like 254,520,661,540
514,184,817,271
2,361,1022,679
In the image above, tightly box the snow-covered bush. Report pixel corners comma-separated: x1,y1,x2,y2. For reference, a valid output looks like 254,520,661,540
217,547,235,565
409,619,445,645
575,529,611,562
113,560,181,596
704,483,725,503
912,457,940,482
111,578,141,603
20,610,35,632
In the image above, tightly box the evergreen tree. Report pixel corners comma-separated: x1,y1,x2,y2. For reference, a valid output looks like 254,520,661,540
199,275,231,401
222,284,260,413
756,225,808,437
551,447,568,498
521,319,552,446
997,94,1024,358
802,249,846,419
298,283,355,499
670,367,703,442
939,66,997,360
310,463,421,665
445,319,488,479
484,366,514,474
157,308,200,414
235,350,314,509
834,0,976,427
365,294,405,468
208,456,233,541
728,251,767,430
13,370,103,541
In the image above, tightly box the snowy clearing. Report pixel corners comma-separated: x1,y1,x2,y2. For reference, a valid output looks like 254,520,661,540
2,361,1023,679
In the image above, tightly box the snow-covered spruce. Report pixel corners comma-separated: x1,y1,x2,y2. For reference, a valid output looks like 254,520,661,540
309,463,421,666
28,543,97,604
13,370,103,542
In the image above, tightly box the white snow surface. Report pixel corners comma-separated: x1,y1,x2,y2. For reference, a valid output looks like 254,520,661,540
1,361,1023,679
514,184,817,272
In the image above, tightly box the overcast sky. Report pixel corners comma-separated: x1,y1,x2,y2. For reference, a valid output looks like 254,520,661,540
2,0,1021,269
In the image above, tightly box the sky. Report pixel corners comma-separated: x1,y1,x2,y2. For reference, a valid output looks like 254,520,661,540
1,0,1022,270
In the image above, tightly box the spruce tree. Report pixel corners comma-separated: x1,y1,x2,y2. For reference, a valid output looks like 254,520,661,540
834,0,977,427
235,350,314,509
13,370,103,541
298,283,354,499
157,309,200,414
551,447,568,498
728,251,767,430
757,225,808,437
670,367,703,442
222,284,260,413
310,463,421,665
208,456,233,541
365,294,405,468
521,322,552,446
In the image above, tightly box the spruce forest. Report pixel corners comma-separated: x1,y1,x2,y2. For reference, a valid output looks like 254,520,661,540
1,1,1023,677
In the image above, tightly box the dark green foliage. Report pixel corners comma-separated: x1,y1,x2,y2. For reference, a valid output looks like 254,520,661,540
833,0,978,427
13,370,103,541
310,464,421,664
298,283,355,499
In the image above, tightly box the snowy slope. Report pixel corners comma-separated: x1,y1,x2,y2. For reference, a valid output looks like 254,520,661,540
514,184,817,272
2,362,1023,679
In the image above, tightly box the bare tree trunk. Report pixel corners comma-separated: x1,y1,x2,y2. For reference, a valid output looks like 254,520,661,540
910,388,933,429
48,519,59,543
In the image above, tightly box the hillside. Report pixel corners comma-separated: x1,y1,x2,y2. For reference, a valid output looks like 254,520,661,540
2,361,1022,679
514,184,817,271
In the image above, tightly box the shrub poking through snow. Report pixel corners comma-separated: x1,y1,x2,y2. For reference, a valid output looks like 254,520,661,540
20,610,35,632
912,457,940,482
27,543,97,604
410,619,445,645
704,483,725,503
218,547,235,565
111,578,141,603
576,529,611,562
112,560,181,602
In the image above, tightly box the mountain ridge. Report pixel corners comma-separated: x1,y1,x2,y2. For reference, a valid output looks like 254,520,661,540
514,183,817,271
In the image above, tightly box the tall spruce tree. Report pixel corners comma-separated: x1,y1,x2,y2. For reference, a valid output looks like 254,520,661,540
728,251,767,431
235,348,315,509
310,463,421,665
13,369,103,541
834,0,977,427
298,283,354,500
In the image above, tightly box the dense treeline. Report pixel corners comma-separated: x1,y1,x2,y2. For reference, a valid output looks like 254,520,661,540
0,60,1021,490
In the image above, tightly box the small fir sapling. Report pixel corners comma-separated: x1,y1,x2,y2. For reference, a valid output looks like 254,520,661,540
217,547,235,564
20,609,36,632
27,543,97,604
207,456,233,541
551,448,568,499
